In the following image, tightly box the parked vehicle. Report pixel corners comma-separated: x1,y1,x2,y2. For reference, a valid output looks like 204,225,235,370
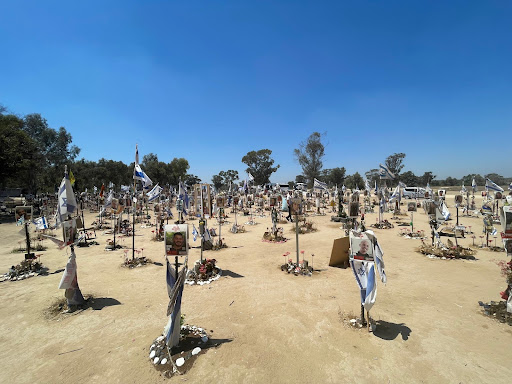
402,187,426,199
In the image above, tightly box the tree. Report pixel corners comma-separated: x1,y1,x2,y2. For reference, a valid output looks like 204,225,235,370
344,172,364,190
21,113,80,192
295,175,306,184
241,149,279,185
219,170,239,188
0,114,40,191
444,176,459,186
211,174,223,190
294,132,325,188
365,169,380,187
168,158,190,186
419,171,436,186
384,153,406,179
184,174,201,187
400,171,418,186
321,167,346,187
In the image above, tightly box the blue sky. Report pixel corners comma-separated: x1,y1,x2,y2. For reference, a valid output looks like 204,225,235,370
1,0,511,184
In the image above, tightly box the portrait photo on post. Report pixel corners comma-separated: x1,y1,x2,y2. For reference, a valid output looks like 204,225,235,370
290,198,302,216
504,239,512,256
15,206,33,222
350,236,374,261
164,224,189,256
407,202,417,212
349,202,360,218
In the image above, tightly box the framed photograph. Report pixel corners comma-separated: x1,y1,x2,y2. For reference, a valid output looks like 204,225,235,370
349,202,359,218
112,198,119,211
164,224,189,256
350,235,374,261
233,196,240,205
454,195,463,205
216,196,226,208
407,202,417,212
269,197,277,207
62,219,77,244
290,198,302,216
495,191,503,200
15,206,33,222
424,191,430,198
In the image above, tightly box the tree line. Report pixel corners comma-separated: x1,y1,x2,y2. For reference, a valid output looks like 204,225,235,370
1,105,509,194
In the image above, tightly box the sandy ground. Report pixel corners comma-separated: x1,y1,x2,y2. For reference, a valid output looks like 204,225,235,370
0,191,511,384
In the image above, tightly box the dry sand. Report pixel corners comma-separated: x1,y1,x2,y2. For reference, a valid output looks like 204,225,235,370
1,191,511,384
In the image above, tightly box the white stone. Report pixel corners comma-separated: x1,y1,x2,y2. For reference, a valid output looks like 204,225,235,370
149,350,156,359
192,347,201,356
153,356,160,364
156,335,165,342
150,344,155,350
349,319,357,324
176,357,185,367
201,336,208,343
160,358,168,365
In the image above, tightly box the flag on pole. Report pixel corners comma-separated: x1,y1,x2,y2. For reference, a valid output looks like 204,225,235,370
147,184,163,202
69,170,75,186
57,171,78,224
135,144,139,165
389,185,400,203
461,183,467,194
509,182,512,191
178,181,189,214
248,172,254,182
364,179,371,192
374,181,378,195
342,184,346,193
485,178,504,193
133,164,153,187
398,181,407,189
33,216,48,230
192,225,198,241
314,178,328,190
472,178,477,192
379,164,395,180
163,257,186,347
121,185,130,192
104,190,113,208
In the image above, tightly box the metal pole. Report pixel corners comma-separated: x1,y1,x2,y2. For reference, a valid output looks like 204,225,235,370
295,213,299,265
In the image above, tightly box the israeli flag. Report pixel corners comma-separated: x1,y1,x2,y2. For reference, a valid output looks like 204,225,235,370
364,179,371,192
314,178,328,190
121,185,130,192
33,216,48,230
472,178,477,191
192,225,198,241
509,182,512,191
379,164,395,180
133,164,153,187
389,185,400,203
248,172,255,182
485,178,504,193
398,181,407,189
342,184,346,193
57,172,77,224
164,258,185,348
147,184,163,202
461,183,467,194
104,190,113,208
350,260,377,312
178,181,189,214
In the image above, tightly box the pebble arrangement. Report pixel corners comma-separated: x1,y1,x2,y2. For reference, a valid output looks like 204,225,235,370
0,271,39,282
149,325,209,374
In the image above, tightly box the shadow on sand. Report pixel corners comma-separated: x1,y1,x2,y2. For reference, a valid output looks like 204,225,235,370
373,320,411,341
222,270,244,278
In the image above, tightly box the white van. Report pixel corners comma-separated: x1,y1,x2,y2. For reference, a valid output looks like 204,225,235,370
403,187,426,199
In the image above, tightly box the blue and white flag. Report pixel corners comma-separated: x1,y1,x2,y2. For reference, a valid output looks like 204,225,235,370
178,181,189,214
374,181,378,195
350,260,377,312
93,186,97,194
147,184,163,202
165,207,173,219
121,185,130,192
104,190,113,208
16,215,25,226
57,171,77,225
33,216,48,230
472,178,477,192
163,258,186,347
248,172,254,182
485,178,504,193
133,164,153,188
389,185,400,203
342,184,346,193
192,225,198,241
379,164,395,180
398,181,407,189
461,183,467,194
314,178,328,190
509,182,512,191
364,179,371,192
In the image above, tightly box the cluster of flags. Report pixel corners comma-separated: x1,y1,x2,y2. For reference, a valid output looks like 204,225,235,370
379,164,395,180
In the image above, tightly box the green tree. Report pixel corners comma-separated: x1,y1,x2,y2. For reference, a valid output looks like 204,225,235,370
211,174,223,190
344,172,364,190
400,171,418,186
184,174,201,187
168,158,190,186
419,171,436,186
321,167,346,187
294,132,325,188
241,149,280,185
295,175,306,184
484,173,505,186
219,170,239,188
384,153,406,180
0,114,40,192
